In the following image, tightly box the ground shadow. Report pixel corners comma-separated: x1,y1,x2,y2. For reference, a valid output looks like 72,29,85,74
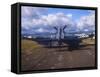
23,36,91,52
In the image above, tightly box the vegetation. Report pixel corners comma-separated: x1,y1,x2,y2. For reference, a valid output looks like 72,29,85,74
81,38,95,45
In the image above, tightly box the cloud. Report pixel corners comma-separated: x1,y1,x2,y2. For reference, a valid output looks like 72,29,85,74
76,12,95,31
21,6,95,34
21,6,46,18
35,28,49,33
67,14,72,18
21,6,47,30
36,28,44,32
22,7,75,33
31,12,74,28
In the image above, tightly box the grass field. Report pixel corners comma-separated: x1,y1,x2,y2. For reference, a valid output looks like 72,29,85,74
81,38,95,45
21,38,95,71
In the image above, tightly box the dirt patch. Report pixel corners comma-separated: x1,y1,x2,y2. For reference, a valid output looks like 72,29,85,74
21,39,95,71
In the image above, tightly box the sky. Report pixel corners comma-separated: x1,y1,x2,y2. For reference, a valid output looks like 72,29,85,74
21,6,95,34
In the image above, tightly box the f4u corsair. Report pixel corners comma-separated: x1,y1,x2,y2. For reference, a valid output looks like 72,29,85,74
23,25,95,49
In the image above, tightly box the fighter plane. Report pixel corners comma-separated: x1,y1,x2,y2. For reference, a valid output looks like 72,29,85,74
22,25,95,48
